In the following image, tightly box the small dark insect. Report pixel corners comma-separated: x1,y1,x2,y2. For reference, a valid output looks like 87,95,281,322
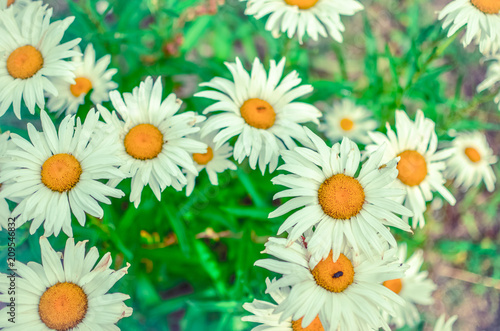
333,271,343,278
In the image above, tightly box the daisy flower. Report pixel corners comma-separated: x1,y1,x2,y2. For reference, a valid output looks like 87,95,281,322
47,43,118,116
242,0,363,44
0,131,10,230
438,0,500,54
0,2,81,119
445,131,497,192
365,110,456,229
269,128,412,264
434,314,458,331
0,110,125,237
318,99,377,144
242,278,326,330
196,57,321,174
255,237,408,331
98,76,206,207
383,243,437,328
185,129,237,196
0,236,132,330
477,53,500,111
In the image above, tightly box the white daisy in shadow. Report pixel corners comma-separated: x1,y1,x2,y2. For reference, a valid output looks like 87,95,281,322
434,314,458,331
383,243,437,328
318,99,378,145
445,131,497,192
0,2,81,119
269,128,412,264
98,76,206,207
477,53,500,111
242,277,326,330
0,237,132,330
196,57,321,174
47,43,118,116
365,110,456,229
242,0,363,44
185,128,237,196
0,110,125,237
255,237,408,331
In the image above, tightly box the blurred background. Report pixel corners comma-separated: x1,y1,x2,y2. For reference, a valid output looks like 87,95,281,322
0,0,499,330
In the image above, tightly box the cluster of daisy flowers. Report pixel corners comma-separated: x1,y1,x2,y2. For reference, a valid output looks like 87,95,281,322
0,0,498,329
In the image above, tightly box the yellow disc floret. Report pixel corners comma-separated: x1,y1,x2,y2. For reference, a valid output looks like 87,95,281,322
311,252,355,293
318,174,365,220
340,118,354,131
124,124,164,160
284,0,319,10
464,147,481,163
240,98,276,130
41,154,82,193
7,45,44,79
471,0,500,14
383,278,403,294
292,315,325,331
70,77,93,97
38,282,88,330
396,150,427,186
193,146,214,165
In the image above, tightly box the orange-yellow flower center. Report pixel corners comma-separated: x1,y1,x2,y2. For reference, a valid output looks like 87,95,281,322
41,154,82,193
311,251,355,293
318,174,365,220
124,124,164,160
284,0,319,10
7,45,44,79
193,146,214,165
471,0,500,14
396,150,427,187
383,278,403,295
340,118,354,131
38,282,88,330
70,77,93,97
292,316,325,331
464,147,481,163
7,0,15,6
240,98,276,130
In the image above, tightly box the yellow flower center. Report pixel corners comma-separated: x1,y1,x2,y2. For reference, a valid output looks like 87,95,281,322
340,118,354,131
383,278,403,295
396,150,427,187
464,147,481,163
38,282,88,330
7,0,15,6
318,174,365,220
292,316,325,331
7,45,44,79
311,251,355,293
471,0,500,14
193,146,214,165
41,154,82,193
240,98,276,130
124,124,164,160
70,77,93,97
284,0,319,10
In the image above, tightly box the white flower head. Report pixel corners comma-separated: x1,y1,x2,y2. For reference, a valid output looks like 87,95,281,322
47,43,118,116
477,53,500,111
0,1,81,119
98,76,207,207
434,314,458,331
0,237,132,330
255,237,408,331
318,99,378,144
0,110,125,237
270,128,412,264
196,57,321,174
242,0,363,44
365,110,456,229
185,128,237,196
